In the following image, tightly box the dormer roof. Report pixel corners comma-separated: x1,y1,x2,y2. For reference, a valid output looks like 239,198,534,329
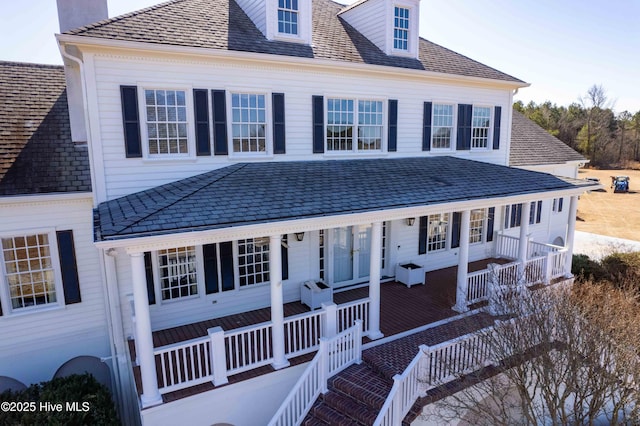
63,0,525,84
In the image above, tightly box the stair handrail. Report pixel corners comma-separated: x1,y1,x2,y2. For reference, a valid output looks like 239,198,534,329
372,345,426,426
268,320,363,426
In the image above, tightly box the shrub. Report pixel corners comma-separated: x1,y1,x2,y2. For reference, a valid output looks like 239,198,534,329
0,374,119,425
572,254,606,281
600,251,640,288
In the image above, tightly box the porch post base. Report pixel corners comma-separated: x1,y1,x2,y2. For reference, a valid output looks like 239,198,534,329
140,394,163,408
452,303,469,314
272,359,291,370
368,330,384,340
563,272,574,279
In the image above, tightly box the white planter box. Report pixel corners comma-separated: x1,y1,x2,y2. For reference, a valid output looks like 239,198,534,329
395,263,425,288
301,280,332,310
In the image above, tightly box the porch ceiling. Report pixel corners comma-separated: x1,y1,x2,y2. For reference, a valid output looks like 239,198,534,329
94,156,595,241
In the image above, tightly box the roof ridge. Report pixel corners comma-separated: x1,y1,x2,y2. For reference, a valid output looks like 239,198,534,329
64,0,189,35
107,163,248,235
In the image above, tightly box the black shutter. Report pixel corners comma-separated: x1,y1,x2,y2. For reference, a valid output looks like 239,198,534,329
457,104,472,150
387,99,398,152
451,212,462,248
281,237,289,281
203,244,219,294
487,207,495,242
120,86,142,158
273,93,286,154
144,252,156,305
312,95,324,153
536,200,543,224
211,90,228,155
194,89,211,156
492,106,501,150
558,197,564,212
219,242,235,291
418,216,428,255
56,230,81,305
515,203,522,227
422,102,432,151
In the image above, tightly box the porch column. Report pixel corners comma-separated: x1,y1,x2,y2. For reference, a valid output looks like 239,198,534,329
453,210,471,313
564,195,579,277
130,252,162,407
518,201,532,265
368,222,384,340
270,235,290,370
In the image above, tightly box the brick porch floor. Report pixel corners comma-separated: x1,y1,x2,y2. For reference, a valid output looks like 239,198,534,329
130,258,507,404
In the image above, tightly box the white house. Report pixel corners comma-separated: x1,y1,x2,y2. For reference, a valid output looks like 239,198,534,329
0,0,598,424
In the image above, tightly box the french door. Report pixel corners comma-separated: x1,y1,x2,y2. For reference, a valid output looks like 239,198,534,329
328,224,383,289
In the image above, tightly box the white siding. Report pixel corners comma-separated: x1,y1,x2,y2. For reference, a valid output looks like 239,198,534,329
235,0,266,34
0,196,110,386
340,0,387,52
88,53,512,201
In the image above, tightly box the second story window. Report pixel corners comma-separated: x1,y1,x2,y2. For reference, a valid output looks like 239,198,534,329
278,0,299,35
231,93,267,154
471,106,491,149
393,7,410,50
327,98,384,152
432,104,454,149
145,89,188,155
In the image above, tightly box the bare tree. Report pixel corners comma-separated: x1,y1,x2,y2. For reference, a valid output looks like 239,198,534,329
423,281,640,425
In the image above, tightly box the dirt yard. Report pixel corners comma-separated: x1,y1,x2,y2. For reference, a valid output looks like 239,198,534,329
576,168,640,241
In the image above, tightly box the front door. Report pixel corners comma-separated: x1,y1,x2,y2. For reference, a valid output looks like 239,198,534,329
329,225,374,288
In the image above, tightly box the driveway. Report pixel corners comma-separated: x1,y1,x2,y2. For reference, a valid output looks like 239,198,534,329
573,231,640,260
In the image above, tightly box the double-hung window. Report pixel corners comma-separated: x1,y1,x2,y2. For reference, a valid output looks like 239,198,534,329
529,201,543,225
278,0,299,35
231,93,267,154
393,7,410,51
427,213,449,252
552,198,564,213
504,204,522,229
238,237,271,287
1,233,60,311
144,89,189,156
469,209,485,244
432,103,454,149
158,246,198,301
326,98,383,152
471,106,491,149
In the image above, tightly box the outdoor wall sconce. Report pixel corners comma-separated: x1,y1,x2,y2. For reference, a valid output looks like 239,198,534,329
294,232,305,241
406,217,416,227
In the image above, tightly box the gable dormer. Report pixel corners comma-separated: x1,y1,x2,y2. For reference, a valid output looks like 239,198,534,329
235,0,313,45
339,0,420,59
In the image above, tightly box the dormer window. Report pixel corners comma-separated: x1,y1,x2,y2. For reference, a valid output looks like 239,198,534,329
278,0,299,35
393,6,410,51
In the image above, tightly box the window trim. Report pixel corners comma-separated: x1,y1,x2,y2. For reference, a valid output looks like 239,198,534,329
277,0,299,36
470,105,493,151
504,204,523,229
430,102,457,151
426,212,450,253
469,208,487,245
529,200,543,225
152,245,204,304
324,96,387,155
235,237,272,289
392,6,410,51
138,84,196,159
226,90,273,158
0,229,65,316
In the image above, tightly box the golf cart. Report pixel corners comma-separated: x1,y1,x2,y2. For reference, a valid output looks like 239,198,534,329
611,176,630,193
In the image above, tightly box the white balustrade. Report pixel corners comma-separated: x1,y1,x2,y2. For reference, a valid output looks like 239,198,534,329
495,234,520,259
336,298,370,335
467,269,490,305
154,336,212,394
224,321,274,375
284,310,324,358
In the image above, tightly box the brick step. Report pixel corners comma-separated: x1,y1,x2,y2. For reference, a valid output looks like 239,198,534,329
306,401,361,425
300,413,329,426
361,350,402,381
321,391,380,425
328,364,390,410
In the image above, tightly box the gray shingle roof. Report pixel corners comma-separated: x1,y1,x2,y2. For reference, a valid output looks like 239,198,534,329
65,0,524,84
0,61,91,196
510,110,586,167
94,156,594,241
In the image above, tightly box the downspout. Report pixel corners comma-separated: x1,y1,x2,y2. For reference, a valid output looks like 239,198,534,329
57,41,99,207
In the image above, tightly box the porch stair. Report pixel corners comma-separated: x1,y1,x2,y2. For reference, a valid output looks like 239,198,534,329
303,312,495,425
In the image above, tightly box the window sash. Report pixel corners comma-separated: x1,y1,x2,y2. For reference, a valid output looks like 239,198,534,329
231,93,267,154
504,204,523,229
158,246,198,301
427,213,449,252
393,7,410,50
471,106,491,149
238,237,271,287
326,98,383,152
278,0,299,35
145,89,189,155
1,232,60,312
431,104,454,149
469,209,485,244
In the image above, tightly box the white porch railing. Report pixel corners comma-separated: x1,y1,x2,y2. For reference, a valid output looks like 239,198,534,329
495,234,519,259
150,299,370,395
466,248,569,308
528,240,563,258
268,321,363,426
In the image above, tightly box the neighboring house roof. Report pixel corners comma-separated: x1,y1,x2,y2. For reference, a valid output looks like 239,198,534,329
510,110,585,167
0,61,91,196
64,0,524,84
94,156,594,241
